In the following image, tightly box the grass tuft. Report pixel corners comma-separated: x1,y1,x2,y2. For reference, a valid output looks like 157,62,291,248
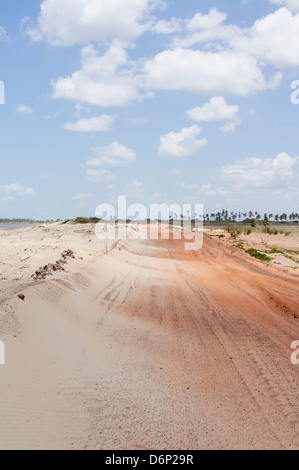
245,248,272,262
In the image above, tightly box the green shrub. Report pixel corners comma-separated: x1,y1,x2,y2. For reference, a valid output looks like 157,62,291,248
225,225,239,239
245,249,272,262
269,248,284,254
73,217,101,224
74,217,90,224
236,242,245,250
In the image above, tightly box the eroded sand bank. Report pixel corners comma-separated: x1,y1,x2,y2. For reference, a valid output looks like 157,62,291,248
0,223,299,450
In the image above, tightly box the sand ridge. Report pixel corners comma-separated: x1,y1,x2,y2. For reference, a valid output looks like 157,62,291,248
0,222,299,449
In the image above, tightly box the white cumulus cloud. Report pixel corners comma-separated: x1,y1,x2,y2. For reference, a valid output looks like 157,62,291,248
87,141,136,167
65,115,114,132
231,7,299,68
152,17,183,34
143,48,281,96
269,0,299,12
29,3,299,113
220,119,241,134
0,183,35,201
159,125,207,159
0,26,9,41
52,44,142,107
187,8,227,32
17,104,33,114
24,0,162,46
187,97,239,123
126,180,145,198
221,152,298,189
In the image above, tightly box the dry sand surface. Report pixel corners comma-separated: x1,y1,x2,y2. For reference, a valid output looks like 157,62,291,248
0,222,299,450
208,228,299,273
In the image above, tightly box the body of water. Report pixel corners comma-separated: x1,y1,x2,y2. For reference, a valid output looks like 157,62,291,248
0,223,37,231
0,224,25,231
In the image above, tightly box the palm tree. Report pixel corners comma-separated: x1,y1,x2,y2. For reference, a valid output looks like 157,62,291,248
263,214,270,232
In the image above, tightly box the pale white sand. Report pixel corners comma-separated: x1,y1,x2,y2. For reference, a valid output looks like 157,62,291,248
0,222,299,450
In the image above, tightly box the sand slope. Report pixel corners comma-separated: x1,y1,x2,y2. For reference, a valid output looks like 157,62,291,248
0,223,299,449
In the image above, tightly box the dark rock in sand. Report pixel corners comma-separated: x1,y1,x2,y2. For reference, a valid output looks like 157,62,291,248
32,248,75,280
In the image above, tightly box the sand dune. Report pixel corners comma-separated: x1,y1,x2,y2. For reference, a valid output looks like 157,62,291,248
0,223,299,449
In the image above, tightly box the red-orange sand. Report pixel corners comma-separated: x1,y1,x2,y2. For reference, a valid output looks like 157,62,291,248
0,223,299,449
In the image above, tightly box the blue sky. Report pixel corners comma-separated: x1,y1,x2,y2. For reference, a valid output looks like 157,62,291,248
0,0,299,219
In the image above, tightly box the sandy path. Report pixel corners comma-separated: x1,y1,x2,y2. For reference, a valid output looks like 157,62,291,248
0,225,299,449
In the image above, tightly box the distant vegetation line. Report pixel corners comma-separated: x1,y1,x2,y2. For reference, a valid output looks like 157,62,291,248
0,218,62,223
199,210,299,223
1,211,299,225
